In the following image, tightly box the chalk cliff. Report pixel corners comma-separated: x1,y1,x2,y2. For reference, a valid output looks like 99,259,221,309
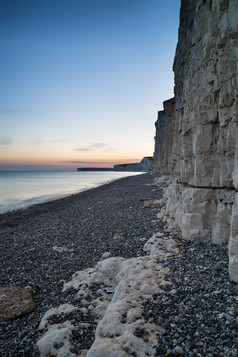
114,157,153,172
152,0,238,281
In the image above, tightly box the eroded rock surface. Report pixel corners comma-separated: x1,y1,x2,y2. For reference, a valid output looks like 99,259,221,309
152,0,238,281
36,232,179,356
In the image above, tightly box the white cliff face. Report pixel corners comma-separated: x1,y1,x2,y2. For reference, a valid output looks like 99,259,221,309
153,0,238,281
173,0,238,189
114,157,153,172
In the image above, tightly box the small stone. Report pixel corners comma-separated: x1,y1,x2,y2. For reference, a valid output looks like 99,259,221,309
101,252,111,259
214,263,223,271
174,346,184,354
170,289,177,295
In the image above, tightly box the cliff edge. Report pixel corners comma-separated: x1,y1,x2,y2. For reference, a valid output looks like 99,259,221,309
152,0,238,281
114,157,153,172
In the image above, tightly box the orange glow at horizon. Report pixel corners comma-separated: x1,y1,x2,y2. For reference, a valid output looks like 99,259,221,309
0,130,153,171
0,156,144,170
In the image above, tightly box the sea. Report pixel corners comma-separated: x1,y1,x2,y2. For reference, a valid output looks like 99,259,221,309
0,171,142,214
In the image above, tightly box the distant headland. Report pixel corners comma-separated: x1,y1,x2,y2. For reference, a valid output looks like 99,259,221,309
77,156,153,172
77,167,113,172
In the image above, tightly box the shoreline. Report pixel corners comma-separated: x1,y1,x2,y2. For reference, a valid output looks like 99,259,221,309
0,171,143,215
0,173,237,356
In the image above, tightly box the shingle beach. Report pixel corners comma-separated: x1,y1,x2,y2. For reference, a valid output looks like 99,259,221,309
0,173,237,356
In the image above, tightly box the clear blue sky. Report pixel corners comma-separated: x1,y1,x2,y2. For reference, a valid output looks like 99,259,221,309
0,0,180,171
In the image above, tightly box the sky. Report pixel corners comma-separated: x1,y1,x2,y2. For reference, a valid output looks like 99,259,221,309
0,0,180,171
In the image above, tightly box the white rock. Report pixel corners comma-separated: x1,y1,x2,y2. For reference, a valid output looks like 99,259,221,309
39,304,77,330
53,246,75,253
101,252,111,259
37,321,75,357
38,234,179,356
229,193,238,282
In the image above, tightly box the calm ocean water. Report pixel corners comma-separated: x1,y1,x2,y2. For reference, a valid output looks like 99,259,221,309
0,171,142,214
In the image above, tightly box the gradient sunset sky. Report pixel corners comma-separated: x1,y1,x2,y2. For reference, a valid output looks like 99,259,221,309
0,0,180,171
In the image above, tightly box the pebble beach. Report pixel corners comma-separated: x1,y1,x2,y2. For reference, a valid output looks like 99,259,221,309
0,173,238,356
